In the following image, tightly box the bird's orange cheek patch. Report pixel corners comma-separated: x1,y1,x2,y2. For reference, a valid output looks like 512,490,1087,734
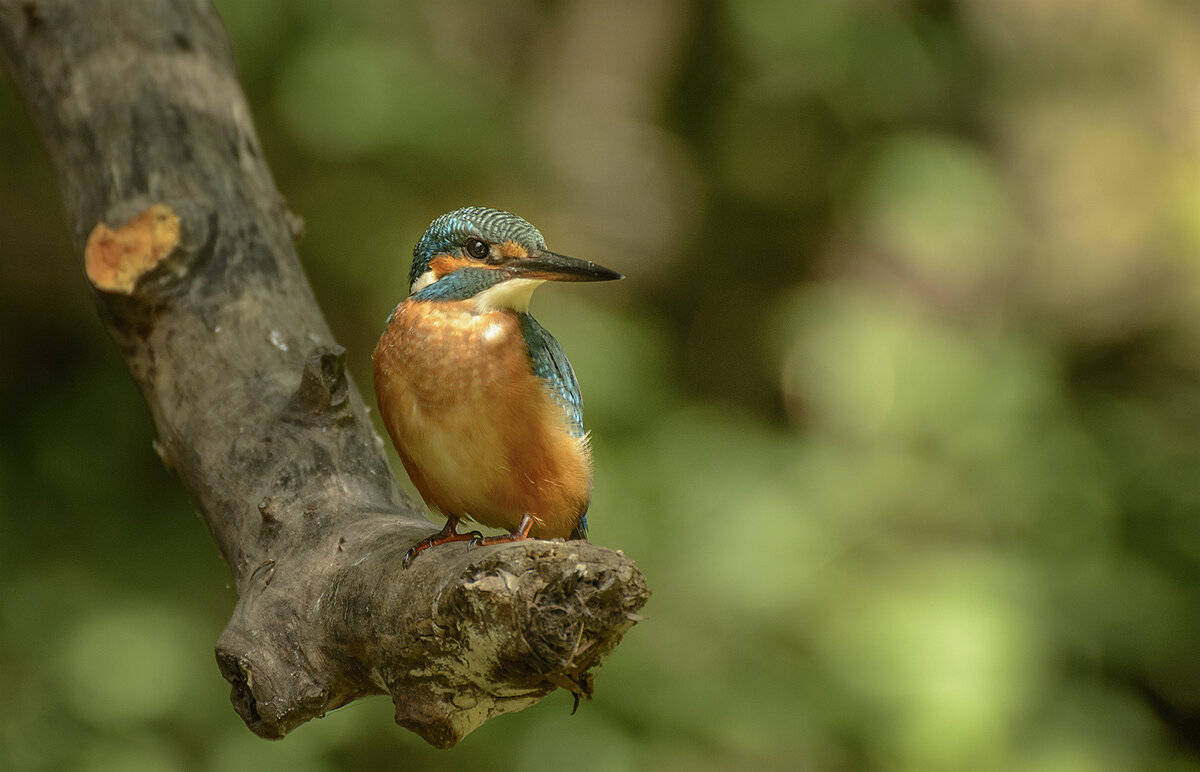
429,255,475,278
84,203,180,294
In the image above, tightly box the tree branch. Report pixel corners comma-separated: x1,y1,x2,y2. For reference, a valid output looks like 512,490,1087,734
0,0,648,747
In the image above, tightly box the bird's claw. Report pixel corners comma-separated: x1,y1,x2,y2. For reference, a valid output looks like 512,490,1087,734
402,539,431,569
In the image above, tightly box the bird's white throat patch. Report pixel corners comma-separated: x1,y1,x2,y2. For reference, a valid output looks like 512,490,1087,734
472,277,546,312
410,270,437,295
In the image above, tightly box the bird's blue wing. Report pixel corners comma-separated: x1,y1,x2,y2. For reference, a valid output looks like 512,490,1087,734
519,313,590,539
519,314,585,437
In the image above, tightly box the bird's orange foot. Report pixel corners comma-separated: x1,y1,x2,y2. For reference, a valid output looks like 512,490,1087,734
402,517,483,568
466,513,536,551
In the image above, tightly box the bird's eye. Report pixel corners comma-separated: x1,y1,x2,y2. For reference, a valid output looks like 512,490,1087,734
464,239,489,260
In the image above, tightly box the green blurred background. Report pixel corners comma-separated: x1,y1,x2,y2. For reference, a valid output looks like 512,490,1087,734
4,0,1200,769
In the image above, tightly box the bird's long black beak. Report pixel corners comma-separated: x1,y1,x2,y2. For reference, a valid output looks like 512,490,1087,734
506,249,624,283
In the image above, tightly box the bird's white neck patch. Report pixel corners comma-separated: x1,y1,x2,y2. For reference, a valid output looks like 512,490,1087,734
472,277,545,313
410,270,437,295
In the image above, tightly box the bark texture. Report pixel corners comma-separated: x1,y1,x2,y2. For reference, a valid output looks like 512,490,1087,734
0,0,648,747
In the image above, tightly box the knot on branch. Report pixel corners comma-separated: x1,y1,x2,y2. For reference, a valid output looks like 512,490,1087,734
284,345,350,422
215,627,336,740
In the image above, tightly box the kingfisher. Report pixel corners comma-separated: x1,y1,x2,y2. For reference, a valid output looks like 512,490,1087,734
372,207,623,566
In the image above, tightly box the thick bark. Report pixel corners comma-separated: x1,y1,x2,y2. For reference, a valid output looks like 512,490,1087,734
0,0,648,747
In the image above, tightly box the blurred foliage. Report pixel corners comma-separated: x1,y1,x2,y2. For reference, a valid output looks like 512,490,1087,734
3,0,1200,769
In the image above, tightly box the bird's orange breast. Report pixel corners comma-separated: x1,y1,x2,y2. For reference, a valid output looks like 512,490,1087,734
372,299,591,539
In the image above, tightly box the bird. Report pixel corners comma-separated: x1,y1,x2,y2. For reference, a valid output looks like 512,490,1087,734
372,207,623,567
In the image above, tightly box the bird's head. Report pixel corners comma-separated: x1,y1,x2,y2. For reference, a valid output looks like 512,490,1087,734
409,207,622,311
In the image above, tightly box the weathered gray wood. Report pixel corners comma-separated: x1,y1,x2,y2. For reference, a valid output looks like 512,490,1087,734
0,0,648,747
